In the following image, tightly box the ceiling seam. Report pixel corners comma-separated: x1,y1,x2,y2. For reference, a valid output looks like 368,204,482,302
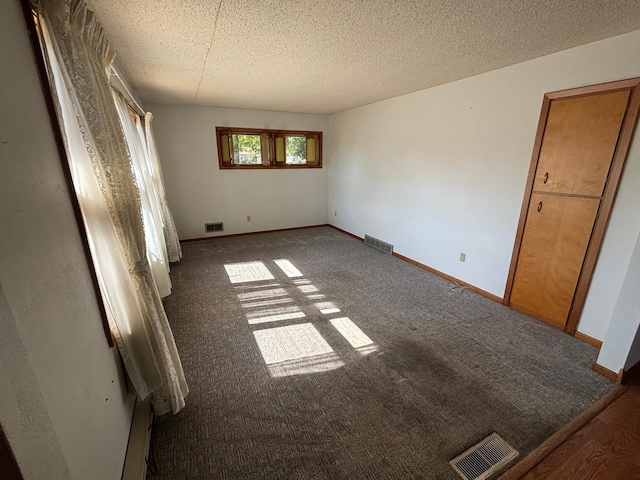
193,0,223,105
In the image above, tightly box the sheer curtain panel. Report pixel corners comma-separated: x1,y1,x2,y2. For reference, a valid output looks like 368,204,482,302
112,90,172,298
144,113,183,263
37,0,187,414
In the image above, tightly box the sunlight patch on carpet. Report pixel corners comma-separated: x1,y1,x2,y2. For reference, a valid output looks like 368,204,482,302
306,293,326,300
253,323,334,364
298,284,319,293
241,298,294,309
225,261,274,284
273,259,303,278
248,310,306,325
237,287,288,302
267,353,344,377
330,317,374,348
315,301,341,314
234,283,281,290
356,345,380,356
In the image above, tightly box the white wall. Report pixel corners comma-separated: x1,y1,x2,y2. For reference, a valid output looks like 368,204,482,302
624,326,640,371
596,230,640,372
328,30,640,349
148,104,329,239
0,1,135,478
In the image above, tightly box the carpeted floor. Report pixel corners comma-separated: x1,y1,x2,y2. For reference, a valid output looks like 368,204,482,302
152,226,612,479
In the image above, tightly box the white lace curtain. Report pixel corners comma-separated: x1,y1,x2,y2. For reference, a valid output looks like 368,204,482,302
37,0,187,414
112,90,172,298
144,112,182,263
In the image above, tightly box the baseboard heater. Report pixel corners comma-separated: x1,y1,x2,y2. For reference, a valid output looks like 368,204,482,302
122,400,153,480
364,234,393,254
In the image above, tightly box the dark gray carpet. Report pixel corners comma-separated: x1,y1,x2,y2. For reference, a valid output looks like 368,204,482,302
152,226,612,479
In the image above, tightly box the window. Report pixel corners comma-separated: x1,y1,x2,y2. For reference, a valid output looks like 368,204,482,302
216,127,322,169
233,133,262,165
285,135,306,164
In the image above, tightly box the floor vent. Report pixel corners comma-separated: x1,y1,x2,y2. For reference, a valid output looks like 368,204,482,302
364,234,393,254
205,222,223,233
450,433,518,480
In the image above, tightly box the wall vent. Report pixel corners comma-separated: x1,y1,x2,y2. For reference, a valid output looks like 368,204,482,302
364,234,393,254
450,433,518,480
205,222,224,233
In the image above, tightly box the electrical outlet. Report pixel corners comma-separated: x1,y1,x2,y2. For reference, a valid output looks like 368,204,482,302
334,210,337,216
247,215,251,222
459,252,466,262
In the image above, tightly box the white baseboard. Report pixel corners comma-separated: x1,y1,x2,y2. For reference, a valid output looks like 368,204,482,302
122,400,153,480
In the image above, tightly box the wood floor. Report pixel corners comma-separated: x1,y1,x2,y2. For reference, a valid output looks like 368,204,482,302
501,374,640,479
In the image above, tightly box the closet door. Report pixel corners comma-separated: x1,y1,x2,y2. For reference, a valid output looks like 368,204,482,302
506,78,640,335
510,194,599,328
533,90,629,196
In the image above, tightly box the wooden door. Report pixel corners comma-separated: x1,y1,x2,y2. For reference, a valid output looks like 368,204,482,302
532,90,629,196
506,78,640,336
510,194,600,328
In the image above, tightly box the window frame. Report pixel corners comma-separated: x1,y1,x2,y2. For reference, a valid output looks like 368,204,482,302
27,5,113,346
216,126,323,169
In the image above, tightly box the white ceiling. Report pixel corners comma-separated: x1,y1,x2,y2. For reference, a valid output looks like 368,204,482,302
87,0,640,115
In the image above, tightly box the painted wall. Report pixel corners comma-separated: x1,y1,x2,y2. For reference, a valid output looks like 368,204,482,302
328,30,640,346
0,1,134,478
597,230,640,372
624,324,640,371
148,104,329,240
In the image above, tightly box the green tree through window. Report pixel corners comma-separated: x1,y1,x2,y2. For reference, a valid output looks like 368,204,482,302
216,127,322,169
232,134,261,164
286,136,306,164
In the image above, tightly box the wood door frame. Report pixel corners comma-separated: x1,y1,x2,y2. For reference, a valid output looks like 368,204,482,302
504,77,640,337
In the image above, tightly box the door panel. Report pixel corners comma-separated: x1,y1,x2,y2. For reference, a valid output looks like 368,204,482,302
510,194,600,328
533,90,630,196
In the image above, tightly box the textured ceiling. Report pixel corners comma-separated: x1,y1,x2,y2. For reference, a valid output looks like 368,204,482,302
86,0,640,114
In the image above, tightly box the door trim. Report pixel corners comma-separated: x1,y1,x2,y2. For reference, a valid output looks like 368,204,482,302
504,77,640,337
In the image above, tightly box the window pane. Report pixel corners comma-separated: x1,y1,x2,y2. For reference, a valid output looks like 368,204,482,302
307,137,316,165
217,127,321,169
220,134,230,164
275,136,285,163
286,135,306,165
232,134,261,164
